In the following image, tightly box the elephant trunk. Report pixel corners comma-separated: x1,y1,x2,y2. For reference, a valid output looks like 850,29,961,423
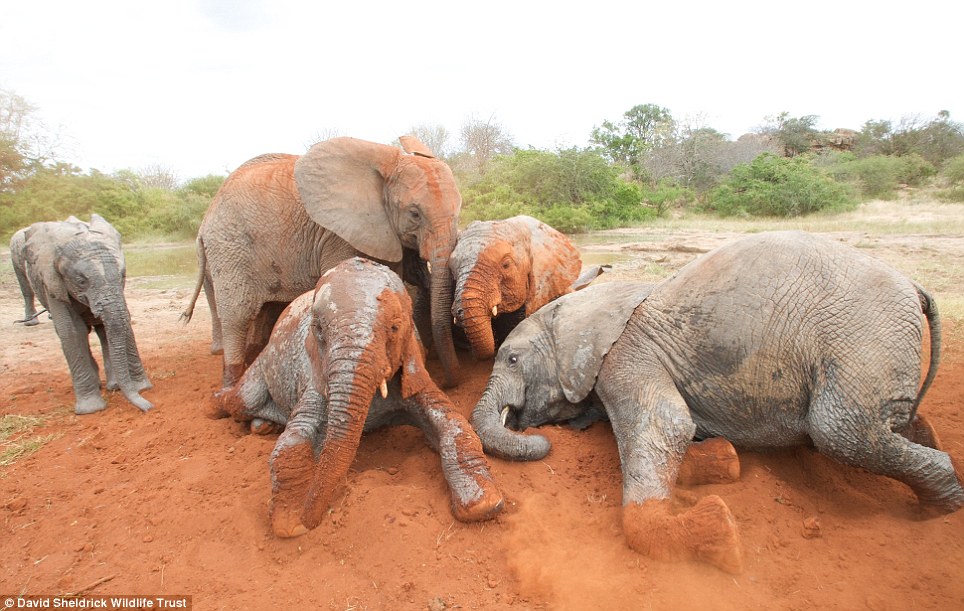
104,309,153,412
458,286,497,360
471,382,550,462
300,349,379,529
429,249,460,388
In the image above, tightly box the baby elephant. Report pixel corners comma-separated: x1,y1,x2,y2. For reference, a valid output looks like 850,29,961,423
21,214,152,413
449,215,604,359
472,231,964,573
218,257,504,538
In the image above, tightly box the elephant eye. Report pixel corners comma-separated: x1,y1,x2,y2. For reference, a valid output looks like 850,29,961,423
507,355,518,366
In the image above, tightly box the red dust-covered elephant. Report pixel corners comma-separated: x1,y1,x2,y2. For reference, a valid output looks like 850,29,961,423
182,136,462,389
217,258,503,537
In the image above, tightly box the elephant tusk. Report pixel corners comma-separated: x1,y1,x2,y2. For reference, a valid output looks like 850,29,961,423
492,305,498,317
380,380,389,399
500,406,509,427
426,261,432,273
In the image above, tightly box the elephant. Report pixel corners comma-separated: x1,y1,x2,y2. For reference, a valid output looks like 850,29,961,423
22,214,152,413
10,227,41,326
216,257,504,538
449,214,603,359
471,230,964,573
181,136,462,389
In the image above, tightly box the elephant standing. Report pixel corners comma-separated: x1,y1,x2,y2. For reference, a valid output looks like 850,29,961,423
181,136,461,389
449,215,602,359
10,227,41,326
472,231,964,573
217,258,503,537
22,214,152,413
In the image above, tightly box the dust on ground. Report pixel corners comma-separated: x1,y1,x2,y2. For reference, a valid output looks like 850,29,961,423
2,229,964,610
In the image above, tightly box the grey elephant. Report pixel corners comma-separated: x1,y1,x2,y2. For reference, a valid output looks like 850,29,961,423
10,227,41,326
472,230,964,573
22,214,152,413
181,136,462,389
216,258,504,538
449,215,605,359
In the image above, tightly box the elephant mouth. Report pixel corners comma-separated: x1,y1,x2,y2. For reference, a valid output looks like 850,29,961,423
499,404,523,430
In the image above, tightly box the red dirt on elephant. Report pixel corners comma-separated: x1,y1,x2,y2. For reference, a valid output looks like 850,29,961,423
3,262,964,609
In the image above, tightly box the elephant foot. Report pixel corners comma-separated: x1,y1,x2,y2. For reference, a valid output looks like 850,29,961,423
677,438,741,486
449,476,505,523
622,495,743,574
206,389,232,420
269,436,315,538
210,342,223,355
250,418,282,435
75,395,107,415
135,378,153,392
23,318,40,327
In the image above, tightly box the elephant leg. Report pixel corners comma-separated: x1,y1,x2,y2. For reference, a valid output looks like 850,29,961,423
14,268,40,326
402,389,504,522
596,370,742,574
268,390,326,538
93,325,117,390
808,386,964,513
48,301,105,414
246,302,286,365
217,363,286,432
218,307,259,388
203,273,223,355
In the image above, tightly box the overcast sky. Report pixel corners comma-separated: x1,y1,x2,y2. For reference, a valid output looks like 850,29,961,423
3,0,961,180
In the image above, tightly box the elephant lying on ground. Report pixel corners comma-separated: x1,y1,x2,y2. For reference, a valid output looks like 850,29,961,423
472,230,964,573
449,215,605,359
22,214,152,413
181,136,462,389
10,227,41,326
217,258,504,538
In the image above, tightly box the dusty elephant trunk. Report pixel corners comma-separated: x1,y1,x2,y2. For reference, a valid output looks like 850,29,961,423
471,384,550,461
104,313,153,412
429,253,460,387
300,356,378,529
457,277,497,360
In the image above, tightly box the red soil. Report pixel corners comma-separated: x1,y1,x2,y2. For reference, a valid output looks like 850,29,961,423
3,286,964,610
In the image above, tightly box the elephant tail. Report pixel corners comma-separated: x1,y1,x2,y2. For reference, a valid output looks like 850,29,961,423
180,236,207,324
911,281,942,419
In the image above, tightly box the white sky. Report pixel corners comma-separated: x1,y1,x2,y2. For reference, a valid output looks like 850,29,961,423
3,0,962,180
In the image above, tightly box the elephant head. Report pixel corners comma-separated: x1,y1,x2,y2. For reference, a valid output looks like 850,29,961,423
294,136,461,386
287,258,433,532
471,282,652,460
23,214,152,413
449,215,583,359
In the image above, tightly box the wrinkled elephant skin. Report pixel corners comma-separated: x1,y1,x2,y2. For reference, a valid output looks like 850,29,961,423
472,231,964,573
217,258,503,537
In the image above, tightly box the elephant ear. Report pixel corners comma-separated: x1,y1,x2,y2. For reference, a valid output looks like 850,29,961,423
398,135,436,158
523,216,583,315
547,282,653,404
88,214,122,247
294,137,404,263
400,329,433,399
24,221,73,303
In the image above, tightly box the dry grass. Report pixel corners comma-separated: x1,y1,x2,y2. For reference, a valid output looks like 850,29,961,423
0,414,60,470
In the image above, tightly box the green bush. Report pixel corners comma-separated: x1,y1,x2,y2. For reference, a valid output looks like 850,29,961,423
942,154,964,185
705,153,855,217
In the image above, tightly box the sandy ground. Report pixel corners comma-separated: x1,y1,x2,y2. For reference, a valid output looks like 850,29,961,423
2,230,964,610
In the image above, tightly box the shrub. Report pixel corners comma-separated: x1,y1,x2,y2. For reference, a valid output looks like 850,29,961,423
705,153,855,217
942,154,964,184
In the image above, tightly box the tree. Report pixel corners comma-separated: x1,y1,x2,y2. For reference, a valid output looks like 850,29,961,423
1,88,61,190
454,115,514,178
759,112,820,157
405,123,452,159
590,103,675,178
